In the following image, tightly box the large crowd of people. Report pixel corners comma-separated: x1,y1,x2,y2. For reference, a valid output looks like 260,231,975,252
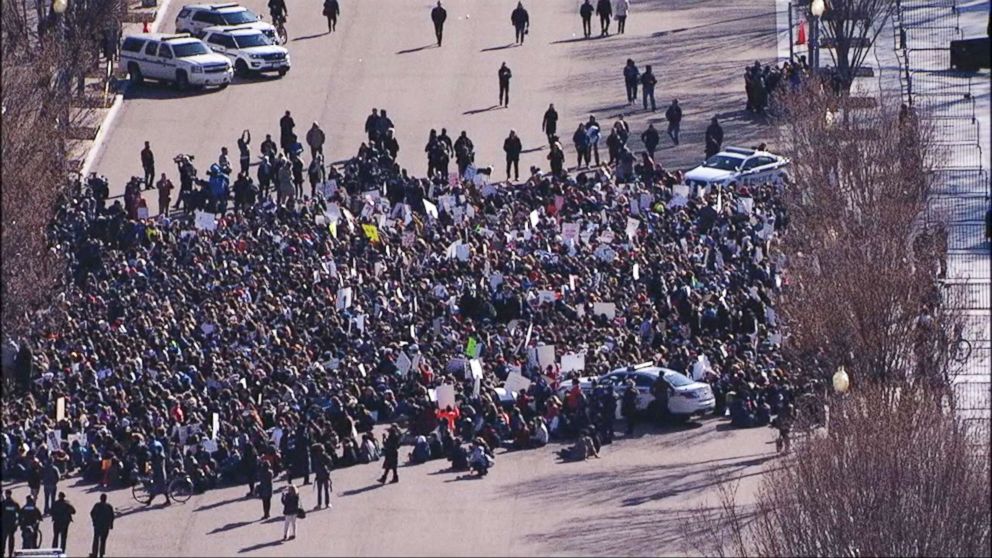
1,95,809,549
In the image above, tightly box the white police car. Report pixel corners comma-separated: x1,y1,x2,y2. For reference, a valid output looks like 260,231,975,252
684,147,789,189
175,3,277,41
119,33,232,90
201,26,290,77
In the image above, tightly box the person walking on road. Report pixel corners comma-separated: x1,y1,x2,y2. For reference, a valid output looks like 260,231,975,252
306,122,325,159
705,116,724,159
641,123,660,159
90,494,114,558
542,103,558,144
279,110,296,154
614,0,630,34
257,461,274,519
50,492,76,552
596,0,612,36
313,444,333,510
431,1,447,46
511,2,529,45
281,484,301,541
378,425,401,484
579,0,593,38
502,130,523,181
498,62,512,107
237,129,251,174
623,59,639,104
141,141,155,191
145,444,171,507
18,495,42,550
640,64,657,111
41,459,60,515
665,99,682,145
2,490,20,558
268,0,287,26
322,0,339,33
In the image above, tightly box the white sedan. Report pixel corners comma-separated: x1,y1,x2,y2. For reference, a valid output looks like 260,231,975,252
683,146,789,189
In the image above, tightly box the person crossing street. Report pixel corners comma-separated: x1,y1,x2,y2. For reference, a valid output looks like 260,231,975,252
498,62,512,107
579,0,594,38
511,2,529,45
640,65,657,111
141,141,155,191
89,494,114,558
596,0,612,36
50,492,76,553
322,0,339,33
665,99,683,145
431,1,447,46
542,103,559,144
378,425,401,484
503,129,522,181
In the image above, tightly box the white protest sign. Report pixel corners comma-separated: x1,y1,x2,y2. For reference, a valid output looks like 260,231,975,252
320,179,338,199
560,352,586,373
632,263,640,281
336,287,353,311
561,222,580,243
592,302,617,319
396,352,412,376
194,211,217,231
402,231,415,247
424,200,439,219
625,217,639,240
538,290,556,304
436,384,457,409
137,206,149,219
56,397,65,422
536,345,556,369
598,229,615,244
469,359,484,380
201,438,218,453
504,372,532,394
212,412,220,440
737,197,754,214
326,203,341,223
455,243,471,262
529,210,540,228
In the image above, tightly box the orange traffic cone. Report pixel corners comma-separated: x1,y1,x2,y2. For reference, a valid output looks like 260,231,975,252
143,20,150,33
796,21,807,45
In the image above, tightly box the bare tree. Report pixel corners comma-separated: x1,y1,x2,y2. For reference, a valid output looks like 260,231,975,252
817,0,898,90
696,384,991,557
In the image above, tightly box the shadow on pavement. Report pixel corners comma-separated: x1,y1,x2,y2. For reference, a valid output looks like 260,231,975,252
208,520,255,534
338,483,384,496
480,43,516,52
122,82,219,101
397,43,436,54
239,539,285,553
550,35,606,45
292,32,328,42
463,104,500,115
195,494,246,512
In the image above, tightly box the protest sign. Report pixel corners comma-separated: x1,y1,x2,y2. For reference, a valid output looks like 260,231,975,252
402,231,415,247
625,217,639,239
560,352,585,373
194,211,217,231
56,397,65,422
469,359,483,380
465,336,480,358
592,302,617,319
632,263,640,281
561,222,580,243
137,206,149,219
504,372,531,394
212,412,220,440
737,197,754,214
336,287,353,311
536,345,556,369
436,384,456,409
362,224,380,242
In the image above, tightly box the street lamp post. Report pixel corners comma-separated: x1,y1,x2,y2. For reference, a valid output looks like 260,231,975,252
810,0,825,71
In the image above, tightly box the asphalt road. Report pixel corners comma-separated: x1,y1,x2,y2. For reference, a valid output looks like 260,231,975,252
6,419,779,557
90,0,778,215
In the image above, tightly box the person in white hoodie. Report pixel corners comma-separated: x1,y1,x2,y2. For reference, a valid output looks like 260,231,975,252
614,0,630,34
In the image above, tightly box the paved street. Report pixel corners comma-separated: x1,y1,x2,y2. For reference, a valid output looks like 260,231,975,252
90,0,778,215
6,419,777,556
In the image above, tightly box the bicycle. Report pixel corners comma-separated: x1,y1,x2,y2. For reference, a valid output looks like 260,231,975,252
132,474,194,504
271,14,288,45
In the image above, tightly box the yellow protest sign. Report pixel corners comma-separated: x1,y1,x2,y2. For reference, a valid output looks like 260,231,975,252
362,224,380,242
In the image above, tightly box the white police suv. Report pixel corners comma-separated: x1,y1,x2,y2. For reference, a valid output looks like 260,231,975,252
684,147,790,189
201,26,290,77
175,3,277,41
119,33,232,90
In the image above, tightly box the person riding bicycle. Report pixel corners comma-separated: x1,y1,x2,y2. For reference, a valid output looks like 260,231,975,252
268,0,288,25
145,443,171,506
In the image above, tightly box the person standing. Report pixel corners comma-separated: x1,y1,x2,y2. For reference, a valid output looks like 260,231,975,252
89,494,114,558
322,0,339,33
431,1,447,46
281,484,300,541
41,459,60,515
290,154,305,199
547,138,565,177
502,130,523,182
585,115,602,166
141,141,155,191
641,123,660,159
573,123,590,168
614,0,630,34
705,116,724,159
237,129,251,174
621,379,638,436
542,103,558,144
145,445,171,506
623,59,639,104
17,496,41,550
510,2,529,45
498,62,512,107
665,99,682,145
640,64,657,111
312,445,333,510
364,108,381,145
305,122,325,159
260,133,277,158
454,131,474,175
2,490,20,558
378,425,400,484
279,110,296,154
579,0,593,38
596,0,612,36
50,492,75,552
257,461,274,519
